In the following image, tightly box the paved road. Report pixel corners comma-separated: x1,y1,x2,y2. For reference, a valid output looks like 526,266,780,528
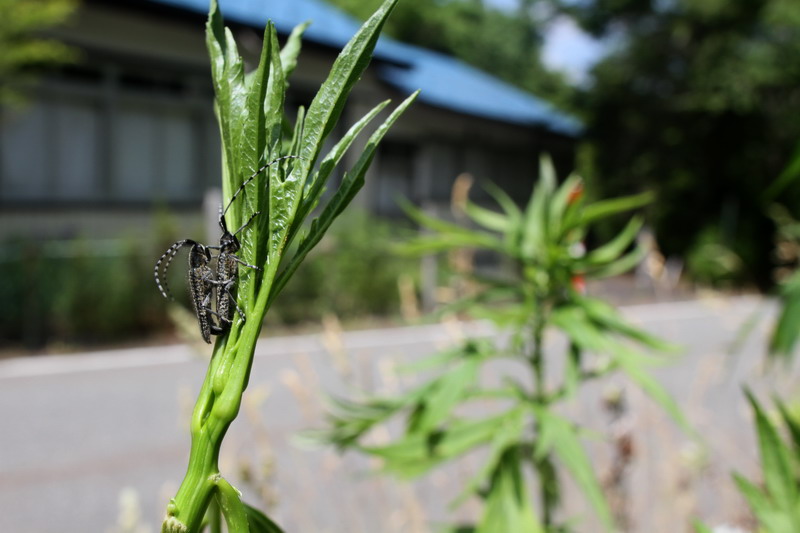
0,296,792,533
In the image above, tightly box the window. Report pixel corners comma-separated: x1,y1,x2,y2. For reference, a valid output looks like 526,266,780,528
376,142,415,216
0,64,218,205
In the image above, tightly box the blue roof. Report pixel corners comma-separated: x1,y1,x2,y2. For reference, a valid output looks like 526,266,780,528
147,0,582,136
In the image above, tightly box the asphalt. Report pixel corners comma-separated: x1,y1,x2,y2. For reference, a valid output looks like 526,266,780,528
0,296,793,533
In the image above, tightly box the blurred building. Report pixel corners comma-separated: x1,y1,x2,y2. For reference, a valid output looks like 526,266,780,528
0,0,580,243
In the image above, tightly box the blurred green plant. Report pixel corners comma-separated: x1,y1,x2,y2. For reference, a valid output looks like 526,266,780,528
0,0,77,105
560,0,800,288
269,210,416,325
0,213,413,350
685,226,743,288
767,142,800,359
161,0,416,532
0,238,166,348
768,204,800,358
311,156,691,532
327,0,576,112
695,392,800,533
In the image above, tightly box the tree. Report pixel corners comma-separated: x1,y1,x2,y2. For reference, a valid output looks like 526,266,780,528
328,0,576,111
562,0,800,286
0,0,77,105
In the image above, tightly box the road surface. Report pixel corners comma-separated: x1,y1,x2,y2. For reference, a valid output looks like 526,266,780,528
0,296,792,532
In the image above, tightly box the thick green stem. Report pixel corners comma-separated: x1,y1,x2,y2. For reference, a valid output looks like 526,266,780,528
163,268,274,533
162,332,256,531
529,294,552,529
208,494,222,533
531,317,545,399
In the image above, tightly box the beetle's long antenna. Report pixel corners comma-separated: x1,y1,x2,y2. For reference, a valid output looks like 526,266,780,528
221,155,300,218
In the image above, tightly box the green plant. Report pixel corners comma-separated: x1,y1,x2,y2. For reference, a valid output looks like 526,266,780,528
0,0,77,105
767,140,800,358
695,392,800,533
269,210,416,325
685,225,744,288
0,237,166,348
161,1,416,531
312,157,691,532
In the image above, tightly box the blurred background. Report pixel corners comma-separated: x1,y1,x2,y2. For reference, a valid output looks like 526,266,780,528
1,0,799,531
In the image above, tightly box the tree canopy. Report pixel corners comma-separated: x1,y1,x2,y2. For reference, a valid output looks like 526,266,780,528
0,0,77,105
327,0,576,111
565,0,800,285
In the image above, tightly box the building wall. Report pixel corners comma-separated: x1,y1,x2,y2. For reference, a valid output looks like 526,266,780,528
0,1,575,245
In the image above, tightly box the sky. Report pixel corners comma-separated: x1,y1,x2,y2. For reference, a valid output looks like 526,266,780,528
487,0,608,84
541,16,607,84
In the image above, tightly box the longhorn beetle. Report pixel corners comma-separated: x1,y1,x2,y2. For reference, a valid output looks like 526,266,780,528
154,239,223,343
154,155,298,343
212,155,299,331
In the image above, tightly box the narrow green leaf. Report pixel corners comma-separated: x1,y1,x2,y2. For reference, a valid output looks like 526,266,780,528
215,478,250,533
399,233,503,255
583,246,646,279
538,153,557,192
770,273,800,357
238,23,276,276
583,216,643,266
296,0,399,189
304,395,410,449
552,306,693,435
279,21,310,83
241,24,287,276
548,174,583,238
578,191,654,228
288,106,305,158
244,502,285,533
263,26,286,161
401,199,504,253
732,473,794,532
614,346,694,435
580,296,679,352
476,449,544,533
484,181,522,222
206,1,247,198
268,92,417,306
290,99,391,244
520,157,556,260
408,357,480,433
533,409,615,531
464,200,511,233
775,398,800,453
450,408,526,508
745,390,800,517
365,411,511,478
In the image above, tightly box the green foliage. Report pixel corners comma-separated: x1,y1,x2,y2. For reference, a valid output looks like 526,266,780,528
270,210,416,324
327,0,576,111
771,272,800,358
163,1,415,531
314,156,688,532
0,238,165,348
562,0,800,286
685,226,743,287
767,142,800,358
696,392,800,533
0,0,77,104
760,137,800,358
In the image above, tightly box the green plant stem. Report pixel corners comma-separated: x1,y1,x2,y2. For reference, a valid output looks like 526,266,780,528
529,296,553,529
164,250,281,532
208,495,222,533
531,318,546,399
